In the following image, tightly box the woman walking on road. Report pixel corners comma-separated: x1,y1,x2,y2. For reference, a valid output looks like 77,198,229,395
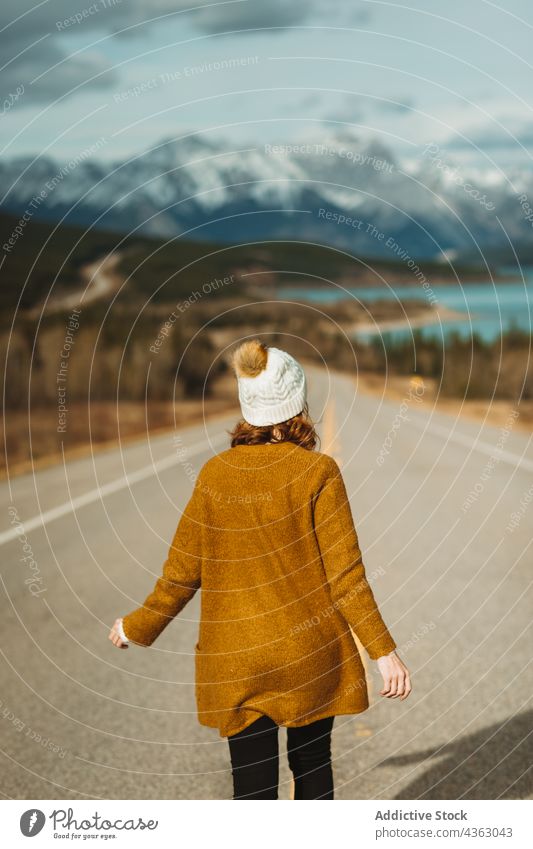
109,339,411,799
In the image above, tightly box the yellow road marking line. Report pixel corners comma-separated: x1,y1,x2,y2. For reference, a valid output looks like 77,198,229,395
322,397,341,461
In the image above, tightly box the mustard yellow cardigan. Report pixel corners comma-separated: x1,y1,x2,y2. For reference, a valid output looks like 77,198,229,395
122,442,397,737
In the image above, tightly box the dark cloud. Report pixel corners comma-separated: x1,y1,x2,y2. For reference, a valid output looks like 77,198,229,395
184,0,372,35
321,94,366,125
1,39,117,105
277,92,323,115
299,93,323,110
0,0,313,105
191,0,311,35
320,92,415,126
447,123,533,151
0,0,128,105
372,97,415,114
315,4,372,26
0,0,372,106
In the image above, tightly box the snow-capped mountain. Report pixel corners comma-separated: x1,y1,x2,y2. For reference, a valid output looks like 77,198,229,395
2,130,532,260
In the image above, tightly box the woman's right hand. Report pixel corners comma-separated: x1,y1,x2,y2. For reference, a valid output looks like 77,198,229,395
108,618,129,649
376,650,411,700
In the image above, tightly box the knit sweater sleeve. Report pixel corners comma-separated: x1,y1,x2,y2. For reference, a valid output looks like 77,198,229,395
312,456,397,660
121,479,204,647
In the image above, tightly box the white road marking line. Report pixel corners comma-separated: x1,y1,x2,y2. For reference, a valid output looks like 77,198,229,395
0,433,228,547
407,415,533,473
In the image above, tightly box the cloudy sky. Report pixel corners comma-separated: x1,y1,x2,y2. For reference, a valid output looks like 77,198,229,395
1,0,533,170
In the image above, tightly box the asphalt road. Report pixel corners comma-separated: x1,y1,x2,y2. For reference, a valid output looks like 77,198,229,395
1,365,532,800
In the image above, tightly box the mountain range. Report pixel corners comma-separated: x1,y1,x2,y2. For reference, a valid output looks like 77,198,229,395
2,130,532,262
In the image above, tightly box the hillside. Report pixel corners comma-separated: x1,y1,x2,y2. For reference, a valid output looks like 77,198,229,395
0,210,495,317
2,132,533,263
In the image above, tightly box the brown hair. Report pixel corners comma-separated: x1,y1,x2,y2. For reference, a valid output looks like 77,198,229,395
228,401,319,450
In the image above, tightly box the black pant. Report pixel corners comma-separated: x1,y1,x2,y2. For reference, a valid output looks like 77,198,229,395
227,714,335,799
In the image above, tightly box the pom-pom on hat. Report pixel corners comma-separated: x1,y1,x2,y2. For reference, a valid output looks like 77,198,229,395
231,339,307,426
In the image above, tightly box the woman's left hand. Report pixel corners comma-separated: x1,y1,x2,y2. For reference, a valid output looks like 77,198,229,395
376,650,411,699
108,618,129,649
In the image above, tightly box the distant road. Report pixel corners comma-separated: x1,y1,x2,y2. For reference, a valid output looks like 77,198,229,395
1,366,531,800
29,251,124,317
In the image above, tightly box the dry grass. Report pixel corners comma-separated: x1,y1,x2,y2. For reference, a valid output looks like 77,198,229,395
1,373,239,479
355,371,533,432
4,363,531,481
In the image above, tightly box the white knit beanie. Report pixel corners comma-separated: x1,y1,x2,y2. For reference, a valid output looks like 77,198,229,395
232,339,307,426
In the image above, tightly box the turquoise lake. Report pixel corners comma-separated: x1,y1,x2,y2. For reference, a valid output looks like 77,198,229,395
278,268,533,344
